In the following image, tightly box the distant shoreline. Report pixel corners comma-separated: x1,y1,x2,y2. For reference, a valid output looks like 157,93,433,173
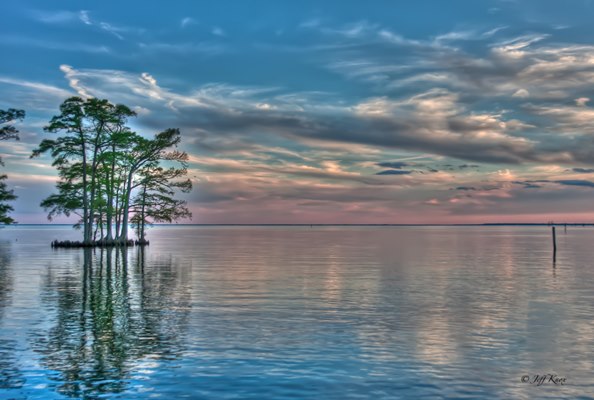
4,223,594,227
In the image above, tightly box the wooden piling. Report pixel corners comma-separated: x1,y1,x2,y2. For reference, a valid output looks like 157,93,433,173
552,226,557,260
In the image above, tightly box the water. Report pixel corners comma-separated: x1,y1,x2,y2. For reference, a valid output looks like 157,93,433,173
1,225,593,399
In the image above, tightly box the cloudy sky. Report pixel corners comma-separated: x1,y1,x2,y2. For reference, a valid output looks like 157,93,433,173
2,0,594,224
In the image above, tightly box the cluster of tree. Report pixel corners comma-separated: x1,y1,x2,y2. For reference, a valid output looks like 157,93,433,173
31,97,192,245
0,108,25,224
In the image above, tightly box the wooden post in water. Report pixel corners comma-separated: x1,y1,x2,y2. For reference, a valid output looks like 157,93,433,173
552,226,557,260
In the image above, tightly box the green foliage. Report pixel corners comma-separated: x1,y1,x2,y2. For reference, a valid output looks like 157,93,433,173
32,97,192,242
131,163,192,241
0,108,24,224
0,174,17,224
0,108,25,141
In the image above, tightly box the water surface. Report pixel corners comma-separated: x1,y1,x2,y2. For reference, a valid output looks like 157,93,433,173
1,225,593,399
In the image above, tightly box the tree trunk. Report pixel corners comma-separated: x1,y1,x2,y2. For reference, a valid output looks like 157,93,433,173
117,171,134,243
105,144,117,242
80,135,90,245
140,185,147,242
86,132,102,245
114,181,121,240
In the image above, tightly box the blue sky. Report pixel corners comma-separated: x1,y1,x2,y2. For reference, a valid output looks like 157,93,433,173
3,0,594,223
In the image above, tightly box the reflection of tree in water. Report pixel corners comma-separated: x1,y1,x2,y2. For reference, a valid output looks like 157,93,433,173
0,240,25,390
33,247,191,399
0,240,13,319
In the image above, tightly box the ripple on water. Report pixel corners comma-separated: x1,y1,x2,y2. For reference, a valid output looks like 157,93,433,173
0,225,593,399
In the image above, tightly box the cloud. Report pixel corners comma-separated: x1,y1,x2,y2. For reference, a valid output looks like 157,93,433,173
575,97,590,107
434,30,476,43
79,10,91,25
32,10,79,24
269,25,594,166
0,77,71,99
376,161,410,169
513,179,594,189
77,10,143,40
512,181,542,189
98,22,125,40
342,89,549,164
512,89,530,98
137,41,226,55
212,27,225,37
181,17,197,28
299,18,322,29
53,65,590,167
483,26,507,37
60,65,92,98
572,168,594,173
320,23,594,103
528,103,594,134
0,76,73,111
320,20,380,38
375,170,413,175
10,6,594,224
556,179,594,188
0,35,110,54
492,34,549,55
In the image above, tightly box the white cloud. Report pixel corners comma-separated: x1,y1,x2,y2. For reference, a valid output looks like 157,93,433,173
530,103,594,133
576,97,590,107
79,10,91,25
56,65,280,113
321,20,379,38
137,41,226,55
512,89,530,98
482,26,507,37
50,63,587,166
212,27,225,37
180,17,197,28
98,22,124,40
378,29,424,47
299,18,321,29
60,64,93,98
77,10,141,40
0,76,71,99
491,34,549,59
434,30,476,43
354,97,393,116
32,10,78,24
0,35,110,54
140,72,158,87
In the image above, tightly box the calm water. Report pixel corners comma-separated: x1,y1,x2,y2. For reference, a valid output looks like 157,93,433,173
1,225,593,399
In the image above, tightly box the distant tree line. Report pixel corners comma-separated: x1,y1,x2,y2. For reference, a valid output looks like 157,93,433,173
0,97,192,245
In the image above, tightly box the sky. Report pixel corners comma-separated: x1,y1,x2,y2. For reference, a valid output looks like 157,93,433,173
2,0,594,224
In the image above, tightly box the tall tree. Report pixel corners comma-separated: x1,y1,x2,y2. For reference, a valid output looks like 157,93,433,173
130,164,192,243
99,121,136,241
32,97,91,241
33,98,192,244
0,108,25,224
116,128,189,243
0,174,17,224
32,97,135,244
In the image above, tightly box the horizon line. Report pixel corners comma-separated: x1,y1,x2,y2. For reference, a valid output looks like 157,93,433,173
4,223,594,227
